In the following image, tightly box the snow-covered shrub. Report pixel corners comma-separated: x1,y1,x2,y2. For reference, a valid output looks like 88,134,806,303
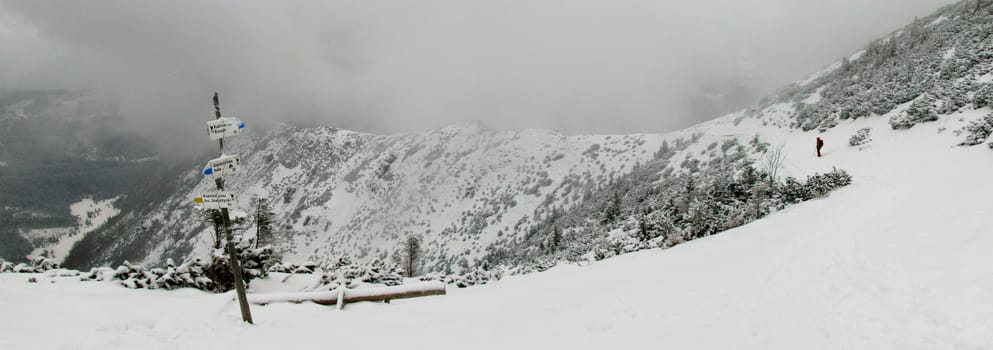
316,257,404,289
268,261,317,274
7,257,61,273
419,268,504,288
805,168,853,198
960,113,993,146
507,256,558,275
42,269,80,278
0,257,12,273
13,263,33,273
777,168,852,203
31,256,60,272
445,269,501,288
105,259,215,290
79,267,115,281
206,237,276,292
112,261,157,289
890,95,939,130
849,128,873,147
974,83,993,108
777,177,811,204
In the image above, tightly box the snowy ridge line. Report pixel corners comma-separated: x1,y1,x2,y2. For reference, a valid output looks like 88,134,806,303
247,281,447,305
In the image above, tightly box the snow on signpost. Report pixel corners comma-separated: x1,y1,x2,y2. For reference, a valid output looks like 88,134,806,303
206,117,245,140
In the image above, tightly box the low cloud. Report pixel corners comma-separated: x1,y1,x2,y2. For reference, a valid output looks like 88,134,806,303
0,0,956,137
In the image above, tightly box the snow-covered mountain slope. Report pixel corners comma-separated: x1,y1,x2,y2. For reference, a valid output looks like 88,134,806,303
69,0,993,273
4,105,992,349
74,122,671,270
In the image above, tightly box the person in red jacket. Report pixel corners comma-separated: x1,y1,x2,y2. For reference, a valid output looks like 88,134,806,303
816,137,824,157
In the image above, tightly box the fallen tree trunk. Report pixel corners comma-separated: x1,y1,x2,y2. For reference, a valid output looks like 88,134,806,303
247,281,446,307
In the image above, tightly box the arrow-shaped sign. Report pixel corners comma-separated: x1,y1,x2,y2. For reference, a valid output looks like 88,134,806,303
202,154,240,177
207,117,246,140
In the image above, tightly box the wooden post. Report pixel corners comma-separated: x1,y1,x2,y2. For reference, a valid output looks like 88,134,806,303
212,92,254,324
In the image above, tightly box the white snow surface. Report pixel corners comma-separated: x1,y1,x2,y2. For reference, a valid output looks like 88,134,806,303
927,15,949,27
801,86,825,104
977,72,993,84
943,47,957,60
3,107,993,349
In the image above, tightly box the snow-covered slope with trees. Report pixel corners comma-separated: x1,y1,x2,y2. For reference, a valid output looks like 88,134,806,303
5,1,993,348
71,123,671,272
3,103,992,349
67,1,993,278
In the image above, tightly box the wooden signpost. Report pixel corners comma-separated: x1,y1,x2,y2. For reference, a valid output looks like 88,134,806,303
203,92,254,324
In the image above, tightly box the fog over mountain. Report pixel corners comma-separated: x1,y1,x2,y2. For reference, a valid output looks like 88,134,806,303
0,0,955,136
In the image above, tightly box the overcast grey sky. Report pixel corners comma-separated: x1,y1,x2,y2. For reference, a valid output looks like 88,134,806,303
0,0,958,135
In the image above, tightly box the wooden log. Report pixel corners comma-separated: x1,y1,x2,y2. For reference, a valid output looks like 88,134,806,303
247,281,446,306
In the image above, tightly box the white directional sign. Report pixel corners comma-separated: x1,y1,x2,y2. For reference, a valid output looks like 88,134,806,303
203,154,240,177
194,191,237,210
206,117,245,140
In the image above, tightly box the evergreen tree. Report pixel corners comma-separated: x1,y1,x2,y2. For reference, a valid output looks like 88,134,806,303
255,198,275,248
401,234,422,277
603,191,622,223
551,225,562,252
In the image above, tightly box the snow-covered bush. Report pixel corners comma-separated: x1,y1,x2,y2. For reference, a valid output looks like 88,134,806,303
79,267,115,281
43,269,80,278
778,168,853,203
419,268,504,288
206,236,277,292
890,95,939,130
805,168,854,198
6,256,61,273
268,261,318,274
13,263,34,273
32,256,60,272
777,176,810,204
100,259,215,290
73,236,275,292
974,83,993,108
316,257,404,289
849,128,873,147
0,257,12,273
960,113,993,146
445,269,501,288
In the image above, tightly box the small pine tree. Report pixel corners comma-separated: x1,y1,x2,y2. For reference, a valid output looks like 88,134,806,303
255,198,275,248
550,225,562,252
603,192,622,223
401,234,422,277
